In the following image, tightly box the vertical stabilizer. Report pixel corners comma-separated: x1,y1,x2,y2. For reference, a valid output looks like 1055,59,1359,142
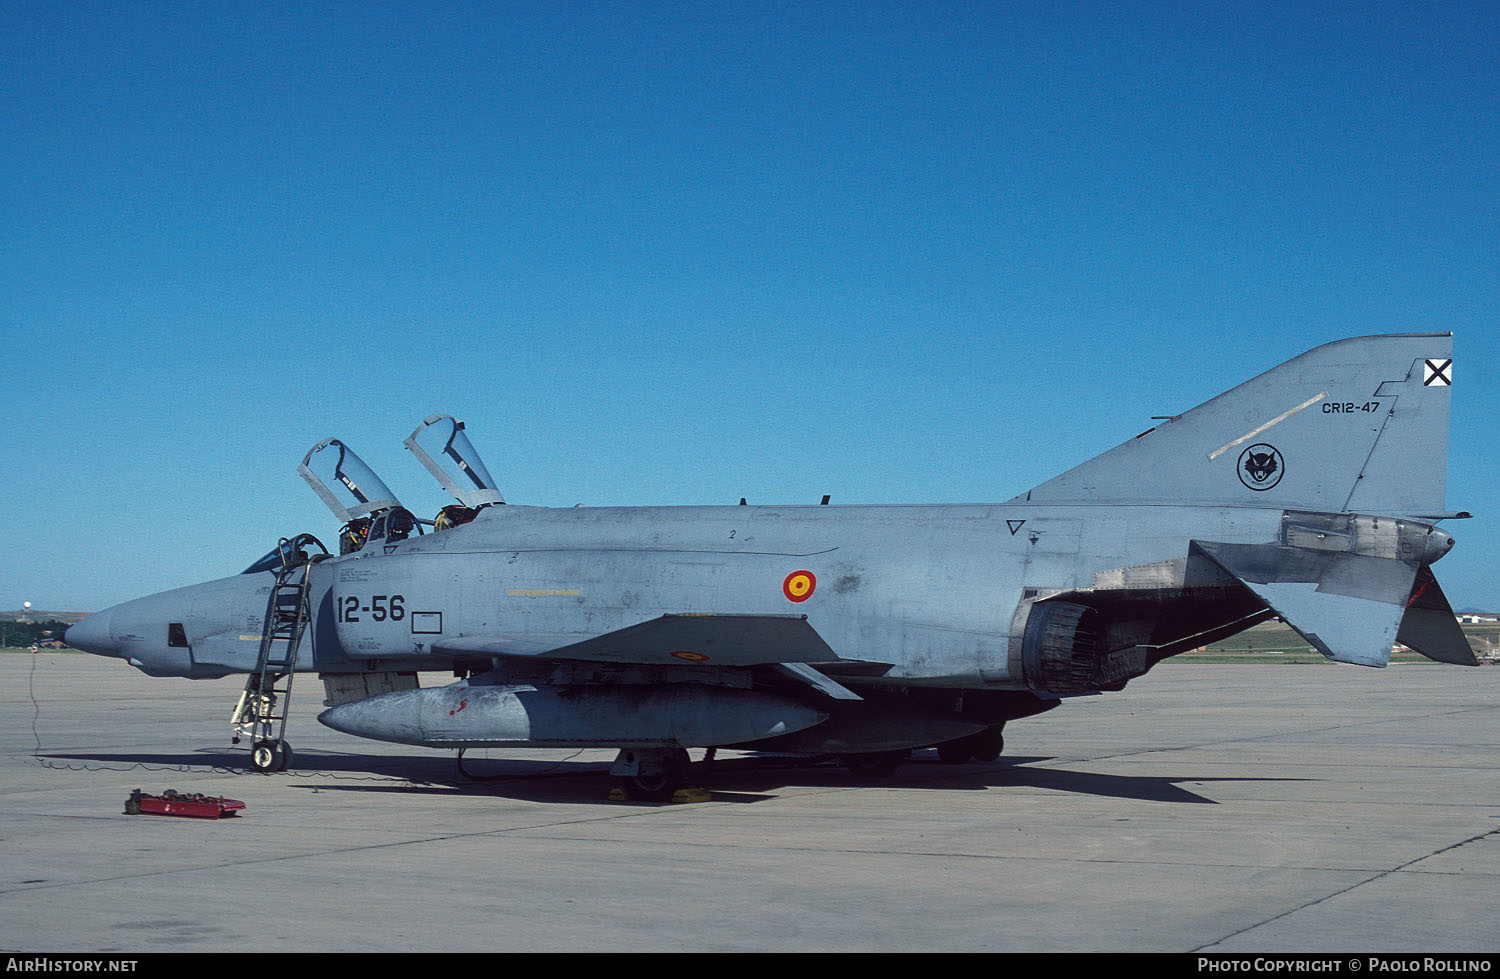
1014,334,1453,516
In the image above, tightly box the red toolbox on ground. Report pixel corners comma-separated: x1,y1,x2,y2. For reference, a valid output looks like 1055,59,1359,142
125,789,245,819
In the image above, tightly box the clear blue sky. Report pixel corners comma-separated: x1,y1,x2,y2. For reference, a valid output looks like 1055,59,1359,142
3,1,1496,613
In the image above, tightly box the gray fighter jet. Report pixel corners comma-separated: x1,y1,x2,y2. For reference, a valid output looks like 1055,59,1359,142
67,333,1475,799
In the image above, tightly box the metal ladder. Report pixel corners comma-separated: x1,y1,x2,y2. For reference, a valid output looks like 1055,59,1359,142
232,541,316,772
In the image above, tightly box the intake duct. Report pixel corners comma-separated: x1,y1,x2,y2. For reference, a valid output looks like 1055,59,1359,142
1020,601,1146,693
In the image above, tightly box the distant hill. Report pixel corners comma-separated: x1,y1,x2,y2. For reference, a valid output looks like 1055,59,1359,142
1,610,90,624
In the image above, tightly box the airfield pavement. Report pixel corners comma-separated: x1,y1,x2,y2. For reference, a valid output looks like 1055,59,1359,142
0,652,1496,955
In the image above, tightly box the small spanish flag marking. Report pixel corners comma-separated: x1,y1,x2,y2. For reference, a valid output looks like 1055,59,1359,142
671,650,709,662
782,570,816,603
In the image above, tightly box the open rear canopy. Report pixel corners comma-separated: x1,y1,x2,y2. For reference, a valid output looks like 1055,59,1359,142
403,415,504,508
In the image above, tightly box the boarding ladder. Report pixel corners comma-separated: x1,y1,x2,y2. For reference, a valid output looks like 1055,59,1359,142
232,537,322,772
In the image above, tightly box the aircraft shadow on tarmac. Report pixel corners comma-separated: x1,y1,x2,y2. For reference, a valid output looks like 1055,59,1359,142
38,748,1298,806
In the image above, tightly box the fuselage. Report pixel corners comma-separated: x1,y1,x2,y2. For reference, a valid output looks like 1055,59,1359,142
68,498,1289,685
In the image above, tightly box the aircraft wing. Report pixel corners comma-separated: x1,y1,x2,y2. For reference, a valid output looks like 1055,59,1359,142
431,613,840,668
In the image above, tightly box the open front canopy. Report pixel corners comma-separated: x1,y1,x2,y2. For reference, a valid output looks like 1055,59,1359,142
297,438,402,522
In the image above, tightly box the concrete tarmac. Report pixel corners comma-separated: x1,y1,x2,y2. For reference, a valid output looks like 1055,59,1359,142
1,653,1496,953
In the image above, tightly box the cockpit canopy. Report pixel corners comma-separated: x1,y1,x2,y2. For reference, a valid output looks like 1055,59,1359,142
287,420,501,560
404,414,504,509
297,438,402,523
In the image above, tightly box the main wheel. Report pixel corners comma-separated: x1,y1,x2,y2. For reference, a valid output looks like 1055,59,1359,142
967,727,1005,762
623,770,676,802
841,750,908,777
936,741,972,764
619,748,691,802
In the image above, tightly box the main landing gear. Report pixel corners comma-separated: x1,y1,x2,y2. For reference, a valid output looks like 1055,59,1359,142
935,725,1006,764
610,747,695,802
840,724,1007,776
610,726,1009,799
840,749,909,777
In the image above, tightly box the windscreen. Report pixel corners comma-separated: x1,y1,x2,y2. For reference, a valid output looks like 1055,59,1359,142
241,534,328,575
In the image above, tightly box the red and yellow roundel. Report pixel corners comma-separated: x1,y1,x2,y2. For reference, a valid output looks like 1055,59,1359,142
782,570,816,603
671,650,709,662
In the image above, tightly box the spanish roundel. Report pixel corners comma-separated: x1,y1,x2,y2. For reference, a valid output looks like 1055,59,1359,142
782,570,816,603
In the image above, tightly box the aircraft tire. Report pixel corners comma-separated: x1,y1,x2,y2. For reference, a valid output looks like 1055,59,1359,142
620,748,690,802
251,741,282,773
968,727,1005,762
936,741,972,764
841,750,908,777
621,772,676,802
278,743,293,772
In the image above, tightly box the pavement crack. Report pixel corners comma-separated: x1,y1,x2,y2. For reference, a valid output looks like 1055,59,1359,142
1195,826,1500,951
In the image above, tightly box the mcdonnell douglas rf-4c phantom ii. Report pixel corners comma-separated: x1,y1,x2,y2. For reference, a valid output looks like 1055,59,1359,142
67,333,1476,800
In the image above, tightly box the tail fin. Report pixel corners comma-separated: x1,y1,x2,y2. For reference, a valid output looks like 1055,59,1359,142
1014,333,1454,517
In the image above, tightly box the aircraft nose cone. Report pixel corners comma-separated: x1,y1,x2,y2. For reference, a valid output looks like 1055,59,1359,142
65,610,116,657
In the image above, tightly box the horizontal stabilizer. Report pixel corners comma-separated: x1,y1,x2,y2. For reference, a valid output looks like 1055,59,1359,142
1193,541,1419,667
433,613,839,667
1396,566,1477,665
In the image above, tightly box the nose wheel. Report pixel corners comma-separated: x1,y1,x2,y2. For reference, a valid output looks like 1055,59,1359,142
250,740,292,772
